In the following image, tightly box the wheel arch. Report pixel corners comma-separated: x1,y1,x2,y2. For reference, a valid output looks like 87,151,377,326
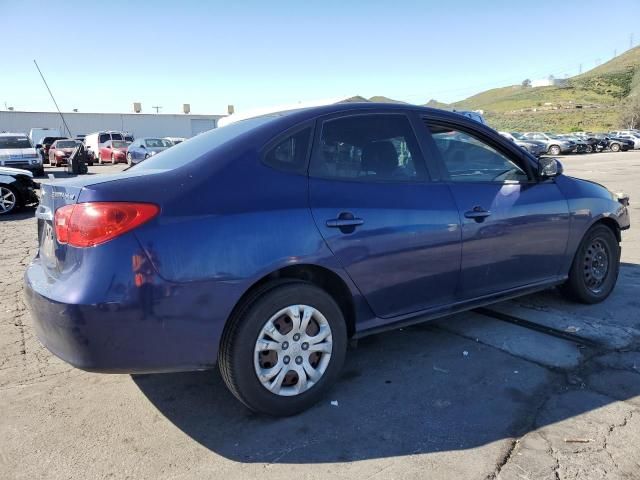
227,263,357,339
592,216,622,243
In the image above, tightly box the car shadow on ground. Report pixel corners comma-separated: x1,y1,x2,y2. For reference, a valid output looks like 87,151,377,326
2,206,37,221
133,276,640,463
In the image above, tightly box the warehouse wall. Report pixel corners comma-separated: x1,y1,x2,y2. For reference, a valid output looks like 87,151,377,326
0,111,224,139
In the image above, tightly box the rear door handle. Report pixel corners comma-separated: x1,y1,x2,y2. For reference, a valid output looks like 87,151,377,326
326,218,364,228
464,207,491,222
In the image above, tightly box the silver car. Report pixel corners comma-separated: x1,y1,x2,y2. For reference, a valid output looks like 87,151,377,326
522,132,575,155
499,132,546,157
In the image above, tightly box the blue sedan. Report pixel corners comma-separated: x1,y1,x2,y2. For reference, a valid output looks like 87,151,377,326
126,137,173,165
25,103,630,416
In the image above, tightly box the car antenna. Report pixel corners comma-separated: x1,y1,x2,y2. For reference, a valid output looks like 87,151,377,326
33,59,73,138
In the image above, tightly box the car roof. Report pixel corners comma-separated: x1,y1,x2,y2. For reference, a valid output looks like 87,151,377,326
224,102,495,135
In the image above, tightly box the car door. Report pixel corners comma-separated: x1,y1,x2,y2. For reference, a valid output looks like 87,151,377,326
308,112,461,319
424,119,570,300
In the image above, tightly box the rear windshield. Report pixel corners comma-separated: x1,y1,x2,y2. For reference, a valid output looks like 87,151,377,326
144,138,172,148
0,136,32,149
133,116,276,170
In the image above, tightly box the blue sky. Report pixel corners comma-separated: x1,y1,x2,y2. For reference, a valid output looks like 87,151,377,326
2,0,639,115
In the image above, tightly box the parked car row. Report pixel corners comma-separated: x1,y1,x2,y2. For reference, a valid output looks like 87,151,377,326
498,130,638,156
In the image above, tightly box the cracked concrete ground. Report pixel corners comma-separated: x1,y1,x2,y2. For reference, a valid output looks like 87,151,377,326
1,152,639,480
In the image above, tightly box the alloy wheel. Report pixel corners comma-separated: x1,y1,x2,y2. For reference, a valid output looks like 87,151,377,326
583,238,610,294
0,186,17,214
254,304,333,396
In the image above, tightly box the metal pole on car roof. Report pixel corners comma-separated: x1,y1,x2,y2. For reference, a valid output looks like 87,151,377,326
33,59,73,138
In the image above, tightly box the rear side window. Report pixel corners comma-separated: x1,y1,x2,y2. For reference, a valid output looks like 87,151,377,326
99,133,109,143
310,114,425,182
134,115,277,171
263,128,311,173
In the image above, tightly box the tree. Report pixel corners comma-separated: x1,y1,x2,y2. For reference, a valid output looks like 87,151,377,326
521,78,531,88
619,95,640,129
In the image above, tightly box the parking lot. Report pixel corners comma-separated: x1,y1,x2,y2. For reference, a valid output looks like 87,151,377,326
1,151,639,479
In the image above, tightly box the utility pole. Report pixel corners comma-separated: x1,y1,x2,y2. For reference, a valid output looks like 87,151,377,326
152,106,162,114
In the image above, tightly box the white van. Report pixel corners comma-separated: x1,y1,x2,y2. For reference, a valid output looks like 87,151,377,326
84,131,133,164
29,128,62,147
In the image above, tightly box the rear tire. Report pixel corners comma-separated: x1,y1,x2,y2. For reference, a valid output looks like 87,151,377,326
548,145,561,156
560,224,620,304
219,281,347,416
611,143,621,152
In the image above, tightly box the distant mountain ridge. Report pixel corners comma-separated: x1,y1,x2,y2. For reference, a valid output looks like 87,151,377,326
358,46,640,131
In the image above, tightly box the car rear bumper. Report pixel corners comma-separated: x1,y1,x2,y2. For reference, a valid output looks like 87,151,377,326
24,259,228,373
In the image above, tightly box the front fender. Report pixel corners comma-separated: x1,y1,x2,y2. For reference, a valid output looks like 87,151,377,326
555,175,630,274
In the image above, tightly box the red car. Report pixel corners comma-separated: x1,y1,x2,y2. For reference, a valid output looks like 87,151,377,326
98,140,130,164
48,139,80,167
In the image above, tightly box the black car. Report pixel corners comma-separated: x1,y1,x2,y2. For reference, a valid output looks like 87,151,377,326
0,167,39,215
594,134,632,152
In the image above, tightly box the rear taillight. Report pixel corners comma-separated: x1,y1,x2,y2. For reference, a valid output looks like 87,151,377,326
54,202,159,247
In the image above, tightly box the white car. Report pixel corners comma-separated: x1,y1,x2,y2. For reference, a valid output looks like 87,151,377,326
0,133,44,176
164,137,187,145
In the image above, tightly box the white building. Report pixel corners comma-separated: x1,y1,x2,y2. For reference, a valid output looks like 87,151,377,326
531,76,568,88
0,110,225,139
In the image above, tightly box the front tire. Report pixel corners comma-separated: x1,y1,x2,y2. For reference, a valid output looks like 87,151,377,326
127,152,133,165
0,185,19,215
610,143,621,152
560,224,620,304
219,281,347,416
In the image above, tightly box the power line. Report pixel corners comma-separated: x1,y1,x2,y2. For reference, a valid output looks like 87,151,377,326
33,59,72,137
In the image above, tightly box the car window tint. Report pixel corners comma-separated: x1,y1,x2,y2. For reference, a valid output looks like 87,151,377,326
428,124,528,183
263,128,311,173
99,134,109,143
111,133,123,141
311,114,424,182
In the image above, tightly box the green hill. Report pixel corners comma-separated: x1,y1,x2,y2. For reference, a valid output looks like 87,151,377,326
433,46,640,131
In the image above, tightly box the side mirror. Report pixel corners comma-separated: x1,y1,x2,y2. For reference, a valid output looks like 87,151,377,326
140,144,146,149
539,157,563,178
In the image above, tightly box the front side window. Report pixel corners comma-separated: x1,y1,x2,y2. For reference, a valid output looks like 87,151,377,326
110,133,123,141
429,124,528,183
310,114,424,182
99,133,110,143
263,128,311,173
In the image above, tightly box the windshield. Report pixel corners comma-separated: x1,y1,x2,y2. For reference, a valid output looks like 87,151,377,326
0,136,32,149
134,116,276,171
112,141,130,148
56,140,78,148
144,138,172,148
